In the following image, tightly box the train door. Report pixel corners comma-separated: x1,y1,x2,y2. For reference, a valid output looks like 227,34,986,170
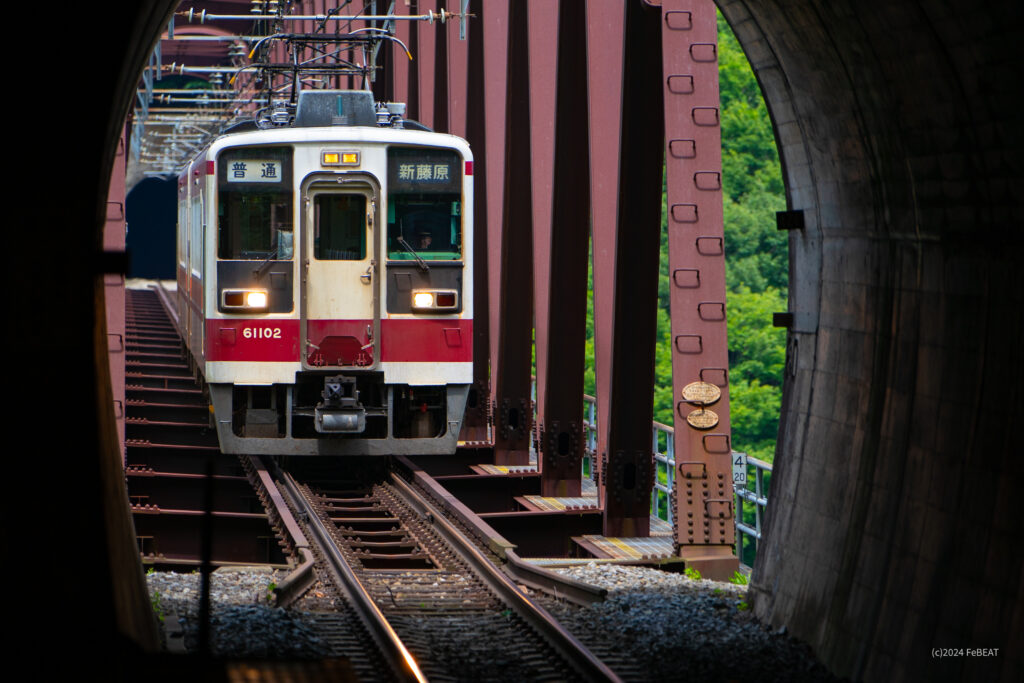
301,181,380,369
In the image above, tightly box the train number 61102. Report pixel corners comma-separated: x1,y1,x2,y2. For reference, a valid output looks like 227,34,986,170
243,327,282,340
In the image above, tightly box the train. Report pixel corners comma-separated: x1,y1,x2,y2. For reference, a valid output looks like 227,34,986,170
176,90,473,455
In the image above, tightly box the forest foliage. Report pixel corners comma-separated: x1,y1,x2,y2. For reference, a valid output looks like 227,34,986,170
582,14,787,465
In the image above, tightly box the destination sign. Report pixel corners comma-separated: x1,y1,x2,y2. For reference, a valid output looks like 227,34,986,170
388,147,461,193
226,160,283,183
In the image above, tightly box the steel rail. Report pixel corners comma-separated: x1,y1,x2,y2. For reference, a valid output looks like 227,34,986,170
242,456,318,608
503,549,608,607
275,469,427,683
393,454,606,606
388,473,622,683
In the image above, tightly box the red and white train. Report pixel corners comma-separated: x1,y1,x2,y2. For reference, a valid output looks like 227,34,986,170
176,90,473,455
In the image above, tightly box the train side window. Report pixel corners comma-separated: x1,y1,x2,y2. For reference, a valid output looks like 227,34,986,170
314,194,367,260
217,146,293,260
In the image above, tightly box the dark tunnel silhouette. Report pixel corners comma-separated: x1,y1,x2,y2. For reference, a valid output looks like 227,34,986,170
11,1,1020,680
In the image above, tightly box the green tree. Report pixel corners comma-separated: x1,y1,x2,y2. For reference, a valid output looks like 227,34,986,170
727,286,786,388
716,13,787,463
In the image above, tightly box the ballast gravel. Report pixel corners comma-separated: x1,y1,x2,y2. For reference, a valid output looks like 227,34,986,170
146,567,331,659
146,563,840,681
544,563,841,682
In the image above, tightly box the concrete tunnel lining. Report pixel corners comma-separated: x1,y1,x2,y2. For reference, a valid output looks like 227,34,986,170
717,0,1022,680
9,0,1019,679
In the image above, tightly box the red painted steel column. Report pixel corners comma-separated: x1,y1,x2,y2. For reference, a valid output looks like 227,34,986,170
431,0,451,133
417,0,438,130
662,0,738,579
601,0,664,538
393,1,412,114
526,0,558,454
105,126,128,464
484,0,511,452
445,0,469,138
371,0,394,101
585,1,626,501
539,0,591,497
492,0,533,465
457,2,492,443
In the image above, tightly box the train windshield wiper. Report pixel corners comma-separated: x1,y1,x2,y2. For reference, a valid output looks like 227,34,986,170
253,250,279,279
397,235,430,271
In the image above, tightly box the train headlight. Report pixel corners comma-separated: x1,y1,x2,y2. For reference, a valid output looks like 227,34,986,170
412,292,435,309
411,289,459,312
221,289,270,312
245,291,268,308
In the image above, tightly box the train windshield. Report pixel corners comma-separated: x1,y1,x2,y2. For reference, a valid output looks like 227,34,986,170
217,146,293,260
387,147,462,261
313,194,366,260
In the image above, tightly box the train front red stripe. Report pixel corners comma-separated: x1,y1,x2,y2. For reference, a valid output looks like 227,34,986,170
205,319,300,362
380,319,473,363
203,318,473,363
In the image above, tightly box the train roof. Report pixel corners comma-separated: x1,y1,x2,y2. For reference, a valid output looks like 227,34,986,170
206,124,471,155
205,90,469,157
177,91,471,184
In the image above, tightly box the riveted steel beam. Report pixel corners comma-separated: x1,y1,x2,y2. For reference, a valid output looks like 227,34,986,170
417,0,438,129
484,0,511,452
662,0,737,576
393,0,413,113
528,0,558,442
492,0,533,464
601,0,663,537
586,1,626,499
431,0,451,133
453,0,491,443
539,0,590,497
445,0,469,137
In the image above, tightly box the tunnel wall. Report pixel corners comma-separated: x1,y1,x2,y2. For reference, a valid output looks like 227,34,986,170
14,0,1020,678
718,0,1023,680
13,2,174,674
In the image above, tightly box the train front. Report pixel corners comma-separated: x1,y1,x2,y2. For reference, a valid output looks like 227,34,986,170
188,93,473,455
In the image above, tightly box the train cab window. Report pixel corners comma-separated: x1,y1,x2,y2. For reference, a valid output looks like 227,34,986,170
386,147,462,261
217,146,293,260
314,194,366,260
387,194,462,260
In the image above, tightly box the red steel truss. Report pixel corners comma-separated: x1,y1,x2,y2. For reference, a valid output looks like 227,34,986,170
251,0,737,569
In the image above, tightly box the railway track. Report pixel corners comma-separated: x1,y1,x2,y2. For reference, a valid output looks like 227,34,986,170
272,458,621,682
125,287,288,567
124,286,619,679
